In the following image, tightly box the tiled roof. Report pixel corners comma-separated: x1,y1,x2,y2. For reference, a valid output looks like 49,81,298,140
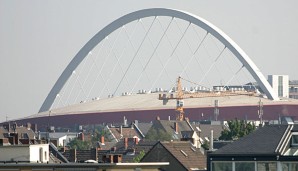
152,120,193,139
195,124,225,140
98,139,157,163
109,127,140,140
212,125,289,155
135,122,152,136
98,141,116,150
161,141,206,170
0,126,36,139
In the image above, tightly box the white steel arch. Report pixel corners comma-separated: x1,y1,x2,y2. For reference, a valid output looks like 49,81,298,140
39,8,278,113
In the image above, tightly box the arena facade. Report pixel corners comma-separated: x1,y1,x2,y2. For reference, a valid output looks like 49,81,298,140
6,93,298,129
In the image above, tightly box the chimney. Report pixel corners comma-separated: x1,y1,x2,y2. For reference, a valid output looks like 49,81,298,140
4,123,10,132
14,133,18,145
134,120,138,127
168,116,171,121
101,136,105,145
124,137,128,149
38,131,41,140
210,130,214,151
120,125,123,135
124,116,127,126
156,116,160,120
78,132,84,141
31,124,37,133
174,122,179,133
70,149,77,162
12,122,17,133
26,123,31,130
135,138,139,145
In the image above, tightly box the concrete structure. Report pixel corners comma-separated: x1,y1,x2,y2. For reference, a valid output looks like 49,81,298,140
0,144,49,163
268,75,289,98
40,8,278,113
5,93,298,130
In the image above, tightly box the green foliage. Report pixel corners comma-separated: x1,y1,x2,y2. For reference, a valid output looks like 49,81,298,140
219,119,256,141
145,128,172,141
201,141,209,150
133,150,146,163
68,138,92,150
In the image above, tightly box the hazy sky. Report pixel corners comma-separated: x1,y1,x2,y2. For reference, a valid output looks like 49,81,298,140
0,0,297,122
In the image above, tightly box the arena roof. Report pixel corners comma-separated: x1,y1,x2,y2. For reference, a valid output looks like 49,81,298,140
32,93,298,119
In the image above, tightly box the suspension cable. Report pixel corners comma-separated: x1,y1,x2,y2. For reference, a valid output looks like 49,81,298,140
150,19,191,92
130,17,174,94
113,16,157,96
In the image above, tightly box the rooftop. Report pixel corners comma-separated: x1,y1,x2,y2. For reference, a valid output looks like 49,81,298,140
31,93,298,118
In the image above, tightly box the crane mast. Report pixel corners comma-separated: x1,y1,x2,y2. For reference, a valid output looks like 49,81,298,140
176,76,185,121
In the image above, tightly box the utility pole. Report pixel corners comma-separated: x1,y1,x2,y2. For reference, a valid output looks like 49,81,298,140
258,98,263,126
214,100,219,121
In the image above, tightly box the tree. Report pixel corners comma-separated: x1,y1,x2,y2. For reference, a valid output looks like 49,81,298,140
219,119,256,140
68,138,92,150
133,150,146,162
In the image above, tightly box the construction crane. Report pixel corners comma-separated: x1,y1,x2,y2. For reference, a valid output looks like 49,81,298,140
176,76,185,121
158,76,257,121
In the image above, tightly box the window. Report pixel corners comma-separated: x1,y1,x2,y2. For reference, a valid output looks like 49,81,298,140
292,135,298,146
257,162,277,171
235,162,254,171
282,162,298,171
212,162,232,171
278,76,283,97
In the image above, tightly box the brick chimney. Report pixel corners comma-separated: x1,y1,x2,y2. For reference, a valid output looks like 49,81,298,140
135,137,139,145
78,132,84,141
120,125,123,135
101,136,105,145
124,137,128,149
174,122,179,133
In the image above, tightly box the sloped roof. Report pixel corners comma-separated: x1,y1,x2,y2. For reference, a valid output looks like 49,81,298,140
196,124,225,140
161,141,206,170
135,122,152,136
152,120,193,139
109,127,141,140
0,126,36,139
212,125,289,155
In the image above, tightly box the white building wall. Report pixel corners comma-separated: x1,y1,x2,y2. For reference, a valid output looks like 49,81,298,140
268,75,289,98
29,144,49,163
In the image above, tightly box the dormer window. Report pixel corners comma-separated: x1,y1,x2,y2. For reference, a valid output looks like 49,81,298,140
291,134,298,146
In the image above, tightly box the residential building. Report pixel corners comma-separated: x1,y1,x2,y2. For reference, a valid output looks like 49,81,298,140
148,118,202,148
39,132,78,147
268,75,289,98
142,141,206,171
289,80,298,99
208,124,298,171
0,144,49,163
104,118,146,143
